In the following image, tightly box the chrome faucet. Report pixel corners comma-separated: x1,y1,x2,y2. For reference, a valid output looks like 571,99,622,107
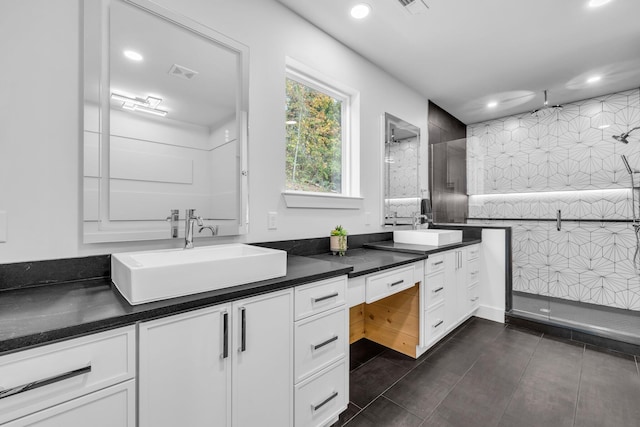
184,209,203,249
413,213,432,230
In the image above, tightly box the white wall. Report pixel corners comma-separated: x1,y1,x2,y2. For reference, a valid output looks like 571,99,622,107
0,0,428,263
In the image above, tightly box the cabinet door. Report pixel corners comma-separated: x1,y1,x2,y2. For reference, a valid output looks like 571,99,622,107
232,289,293,427
138,305,231,427
4,381,135,427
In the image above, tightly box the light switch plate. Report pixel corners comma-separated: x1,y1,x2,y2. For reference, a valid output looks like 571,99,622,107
0,210,6,242
267,212,277,230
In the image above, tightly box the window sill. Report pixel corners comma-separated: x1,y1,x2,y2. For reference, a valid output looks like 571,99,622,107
282,191,363,210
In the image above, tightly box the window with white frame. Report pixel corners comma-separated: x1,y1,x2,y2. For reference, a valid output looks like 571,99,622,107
284,59,360,207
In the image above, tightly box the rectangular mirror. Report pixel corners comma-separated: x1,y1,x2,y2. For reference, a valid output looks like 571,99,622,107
383,113,421,226
83,0,249,243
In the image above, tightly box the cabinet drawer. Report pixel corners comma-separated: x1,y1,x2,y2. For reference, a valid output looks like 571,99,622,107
467,245,480,261
424,303,447,344
4,380,136,427
295,276,347,320
365,265,415,304
425,254,445,275
425,271,445,309
467,284,481,312
468,260,480,285
0,326,136,425
295,306,347,383
295,359,348,427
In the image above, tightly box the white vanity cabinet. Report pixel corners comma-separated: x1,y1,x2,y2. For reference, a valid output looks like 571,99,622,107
0,326,136,426
138,288,293,427
293,276,349,427
422,244,482,349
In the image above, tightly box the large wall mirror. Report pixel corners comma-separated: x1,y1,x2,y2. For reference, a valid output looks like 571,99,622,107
383,113,421,226
83,0,249,243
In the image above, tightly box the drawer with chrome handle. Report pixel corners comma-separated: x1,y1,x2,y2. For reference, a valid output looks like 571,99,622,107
365,264,415,304
468,284,481,311
425,254,445,274
294,306,347,382
467,245,480,261
424,302,447,344
0,326,135,425
425,271,445,308
295,359,348,427
295,276,347,320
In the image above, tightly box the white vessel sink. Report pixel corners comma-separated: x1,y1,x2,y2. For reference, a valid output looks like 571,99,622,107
393,229,463,246
111,244,287,305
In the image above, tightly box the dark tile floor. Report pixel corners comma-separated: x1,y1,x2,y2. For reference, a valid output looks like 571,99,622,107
333,317,640,427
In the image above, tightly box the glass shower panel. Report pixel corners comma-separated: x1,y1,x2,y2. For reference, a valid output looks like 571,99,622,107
430,138,468,223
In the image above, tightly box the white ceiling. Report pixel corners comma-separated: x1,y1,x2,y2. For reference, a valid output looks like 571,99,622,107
275,0,640,124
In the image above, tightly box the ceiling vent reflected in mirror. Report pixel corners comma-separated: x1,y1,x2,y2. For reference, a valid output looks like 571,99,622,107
168,63,199,80
396,0,429,15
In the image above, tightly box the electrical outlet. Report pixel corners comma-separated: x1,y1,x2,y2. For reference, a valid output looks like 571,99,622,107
267,212,277,230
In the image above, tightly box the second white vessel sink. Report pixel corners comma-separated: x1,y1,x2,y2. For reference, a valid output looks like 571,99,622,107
393,229,463,246
111,244,287,305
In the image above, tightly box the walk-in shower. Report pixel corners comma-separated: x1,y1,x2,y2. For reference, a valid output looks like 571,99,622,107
468,90,640,353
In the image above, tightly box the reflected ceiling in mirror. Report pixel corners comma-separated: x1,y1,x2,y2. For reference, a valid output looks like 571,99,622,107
83,0,249,243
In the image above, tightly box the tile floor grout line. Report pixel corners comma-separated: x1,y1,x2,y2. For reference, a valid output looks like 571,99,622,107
344,318,484,424
495,330,544,426
417,323,511,423
344,348,446,426
572,342,586,427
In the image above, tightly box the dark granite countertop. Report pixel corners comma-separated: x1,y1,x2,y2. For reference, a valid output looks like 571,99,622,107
309,248,427,278
363,237,482,255
0,255,352,356
309,238,481,277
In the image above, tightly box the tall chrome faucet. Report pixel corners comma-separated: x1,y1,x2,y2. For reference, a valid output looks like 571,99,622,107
184,209,203,249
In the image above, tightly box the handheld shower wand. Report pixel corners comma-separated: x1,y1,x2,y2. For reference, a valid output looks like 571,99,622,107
612,126,640,144
621,154,640,270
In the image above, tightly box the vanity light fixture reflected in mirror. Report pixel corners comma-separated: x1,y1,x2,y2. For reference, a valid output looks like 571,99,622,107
83,0,249,243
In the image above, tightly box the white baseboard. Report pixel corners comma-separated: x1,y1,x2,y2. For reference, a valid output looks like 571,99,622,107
475,305,505,323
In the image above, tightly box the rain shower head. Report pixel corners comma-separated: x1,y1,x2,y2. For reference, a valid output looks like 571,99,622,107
531,90,562,117
613,134,630,144
612,126,640,144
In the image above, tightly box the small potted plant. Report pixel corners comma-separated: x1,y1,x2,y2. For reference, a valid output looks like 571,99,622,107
330,225,348,256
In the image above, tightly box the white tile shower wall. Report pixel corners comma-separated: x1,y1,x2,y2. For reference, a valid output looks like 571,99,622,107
467,88,640,311
385,138,420,220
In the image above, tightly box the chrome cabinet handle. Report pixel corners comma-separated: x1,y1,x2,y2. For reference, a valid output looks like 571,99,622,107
0,365,91,400
557,209,562,231
433,320,444,328
389,280,404,287
239,307,246,353
221,311,229,359
312,335,338,351
313,292,339,303
312,391,338,411
433,287,444,293
432,261,444,266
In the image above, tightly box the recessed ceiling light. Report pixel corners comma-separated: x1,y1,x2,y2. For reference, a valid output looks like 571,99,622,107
588,0,612,8
124,50,143,61
587,75,602,84
487,101,498,108
350,3,371,19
